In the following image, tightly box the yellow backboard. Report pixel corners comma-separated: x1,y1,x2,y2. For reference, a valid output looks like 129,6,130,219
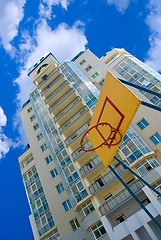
87,72,141,168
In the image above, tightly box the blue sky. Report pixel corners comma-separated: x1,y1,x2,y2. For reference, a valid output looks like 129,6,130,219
0,0,161,239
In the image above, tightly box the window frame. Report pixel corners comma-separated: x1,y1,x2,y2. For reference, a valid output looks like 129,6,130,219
69,218,80,231
90,221,106,240
56,183,64,194
51,168,58,178
37,133,43,141
150,132,161,145
41,143,48,152
33,123,39,131
85,65,92,72
63,200,72,211
45,155,53,164
137,118,149,130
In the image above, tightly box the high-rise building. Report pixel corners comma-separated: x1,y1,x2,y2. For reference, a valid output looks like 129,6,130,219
19,48,161,240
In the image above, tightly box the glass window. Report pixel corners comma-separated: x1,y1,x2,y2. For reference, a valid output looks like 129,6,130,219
92,71,99,79
30,115,36,121
80,200,95,217
56,183,64,194
63,200,72,211
70,218,80,231
33,123,39,130
41,144,47,152
137,119,149,130
99,78,104,87
135,157,159,176
150,133,161,145
80,59,86,65
85,65,92,72
37,133,43,141
91,221,106,239
27,107,32,113
51,169,58,178
45,155,52,164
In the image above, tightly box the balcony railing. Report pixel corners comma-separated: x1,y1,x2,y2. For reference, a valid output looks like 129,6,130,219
71,140,92,161
54,96,81,122
65,119,91,146
99,180,144,216
37,68,59,88
59,106,88,133
89,164,127,195
79,155,102,177
45,80,68,103
41,73,63,95
49,88,74,112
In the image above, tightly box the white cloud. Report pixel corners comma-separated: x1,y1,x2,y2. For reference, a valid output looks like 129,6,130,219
15,20,87,106
145,0,161,72
39,0,72,19
0,0,26,54
0,107,13,159
107,0,130,13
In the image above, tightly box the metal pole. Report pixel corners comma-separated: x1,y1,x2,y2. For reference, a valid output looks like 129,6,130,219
118,78,161,98
114,155,161,197
109,164,161,231
141,101,161,112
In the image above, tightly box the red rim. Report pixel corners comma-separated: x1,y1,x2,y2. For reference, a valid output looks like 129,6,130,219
80,122,122,152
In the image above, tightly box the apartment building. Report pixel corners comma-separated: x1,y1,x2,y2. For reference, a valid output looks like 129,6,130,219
19,48,161,240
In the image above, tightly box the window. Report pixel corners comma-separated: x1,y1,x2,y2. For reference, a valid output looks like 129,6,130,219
126,178,135,185
80,200,95,217
116,214,126,223
95,177,104,187
99,78,104,87
37,133,43,141
137,119,149,130
63,200,72,211
56,183,64,194
80,59,86,65
91,221,106,239
41,143,47,152
104,193,112,201
150,133,161,145
30,115,36,122
70,218,80,231
135,157,159,176
85,65,92,72
45,155,52,164
51,169,58,178
27,107,32,113
152,179,161,196
92,71,99,79
33,123,39,130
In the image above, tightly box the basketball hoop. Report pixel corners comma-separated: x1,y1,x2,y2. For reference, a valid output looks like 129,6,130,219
80,122,122,152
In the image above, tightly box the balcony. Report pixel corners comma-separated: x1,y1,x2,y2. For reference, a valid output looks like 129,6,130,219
71,140,92,161
54,96,81,122
79,155,102,177
59,106,88,133
89,164,128,195
99,180,144,216
41,73,63,95
64,119,91,146
49,88,74,112
45,80,68,104
37,68,59,88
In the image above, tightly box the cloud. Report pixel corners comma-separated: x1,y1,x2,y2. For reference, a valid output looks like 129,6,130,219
0,107,13,159
107,0,130,13
39,0,72,19
0,0,26,54
15,20,87,106
145,0,161,72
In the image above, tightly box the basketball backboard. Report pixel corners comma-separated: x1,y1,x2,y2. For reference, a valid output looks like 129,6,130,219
86,72,141,168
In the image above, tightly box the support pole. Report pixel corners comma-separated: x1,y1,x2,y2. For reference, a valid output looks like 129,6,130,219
109,165,161,231
118,78,161,98
114,156,161,197
141,101,161,112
